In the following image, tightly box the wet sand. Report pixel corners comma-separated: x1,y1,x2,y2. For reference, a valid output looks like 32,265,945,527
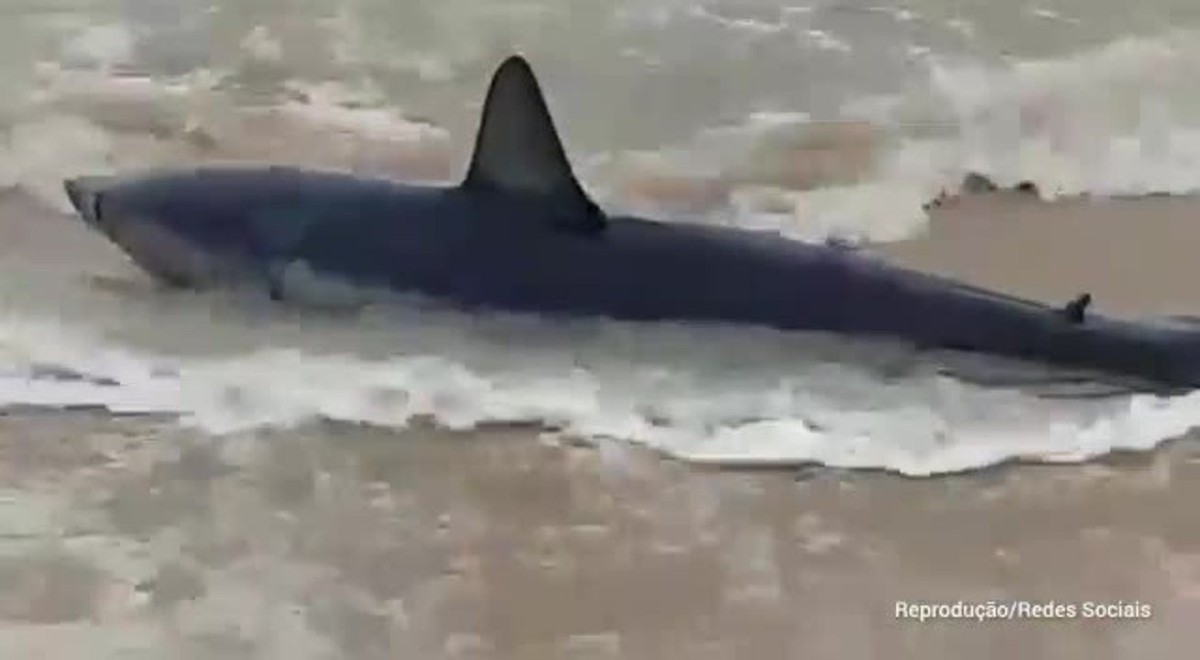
885,191,1200,317
4,191,1200,658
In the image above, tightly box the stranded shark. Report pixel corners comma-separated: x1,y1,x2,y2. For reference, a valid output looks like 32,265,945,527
63,55,1200,392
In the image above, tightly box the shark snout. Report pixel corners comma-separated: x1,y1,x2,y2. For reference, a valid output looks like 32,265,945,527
63,179,239,288
64,176,114,227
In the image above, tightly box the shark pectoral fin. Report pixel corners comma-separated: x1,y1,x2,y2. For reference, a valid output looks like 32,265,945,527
462,55,607,234
253,210,318,302
1062,292,1092,324
267,259,376,309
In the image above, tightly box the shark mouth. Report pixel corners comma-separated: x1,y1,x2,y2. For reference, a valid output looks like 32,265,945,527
102,216,249,289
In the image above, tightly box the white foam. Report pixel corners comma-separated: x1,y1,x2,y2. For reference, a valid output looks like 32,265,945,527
729,181,930,244
275,81,449,146
641,28,1200,244
804,29,853,53
0,64,456,214
686,6,789,36
881,29,1200,200
1,311,1197,478
239,26,284,64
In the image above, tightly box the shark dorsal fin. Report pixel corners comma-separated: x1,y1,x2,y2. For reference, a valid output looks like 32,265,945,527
463,55,605,233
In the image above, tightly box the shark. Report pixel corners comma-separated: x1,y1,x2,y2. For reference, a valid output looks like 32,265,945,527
62,55,1200,393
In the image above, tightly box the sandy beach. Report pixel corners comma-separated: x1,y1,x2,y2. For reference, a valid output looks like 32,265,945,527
2,189,1200,659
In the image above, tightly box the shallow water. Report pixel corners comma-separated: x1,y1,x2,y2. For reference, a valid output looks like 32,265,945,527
2,412,1197,659
3,1,1200,475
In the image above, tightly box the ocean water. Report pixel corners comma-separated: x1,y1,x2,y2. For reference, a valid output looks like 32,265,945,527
3,0,1200,476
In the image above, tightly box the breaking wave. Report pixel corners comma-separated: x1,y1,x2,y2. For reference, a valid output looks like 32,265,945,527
2,298,1199,478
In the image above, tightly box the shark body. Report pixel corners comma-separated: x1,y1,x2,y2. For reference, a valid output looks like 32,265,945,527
62,56,1200,392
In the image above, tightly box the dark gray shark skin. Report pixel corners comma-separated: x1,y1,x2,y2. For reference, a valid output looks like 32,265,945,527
62,56,1200,392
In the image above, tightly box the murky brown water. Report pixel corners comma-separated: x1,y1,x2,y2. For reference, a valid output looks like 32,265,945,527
2,407,1199,659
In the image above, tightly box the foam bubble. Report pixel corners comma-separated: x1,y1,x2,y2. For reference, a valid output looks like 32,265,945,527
239,26,284,64
59,24,134,72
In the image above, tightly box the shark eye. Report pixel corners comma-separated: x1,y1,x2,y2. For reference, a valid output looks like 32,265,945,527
90,191,106,224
